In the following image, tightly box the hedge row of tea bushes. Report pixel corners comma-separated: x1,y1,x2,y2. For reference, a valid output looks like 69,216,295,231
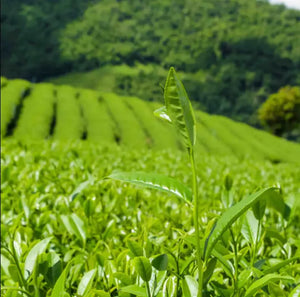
78,89,116,144
1,140,300,296
1,79,30,136
1,77,300,164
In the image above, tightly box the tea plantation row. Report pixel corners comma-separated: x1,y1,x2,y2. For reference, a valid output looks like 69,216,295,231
1,141,300,296
1,77,300,164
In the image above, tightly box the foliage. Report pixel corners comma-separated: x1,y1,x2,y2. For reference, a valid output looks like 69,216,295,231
107,68,295,296
2,0,300,124
2,78,300,163
1,139,300,296
258,86,300,140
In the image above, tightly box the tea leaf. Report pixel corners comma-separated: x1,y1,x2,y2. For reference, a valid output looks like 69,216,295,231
162,276,177,297
77,268,97,296
151,254,168,271
154,106,172,123
263,256,300,274
182,275,198,297
61,214,86,247
204,187,279,260
127,240,143,257
50,261,72,297
121,285,147,297
134,256,152,282
241,211,259,245
244,274,294,297
203,258,217,285
24,237,52,279
164,67,196,148
289,285,300,297
107,171,192,205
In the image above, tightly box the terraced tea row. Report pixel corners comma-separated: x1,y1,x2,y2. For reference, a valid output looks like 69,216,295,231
1,77,300,163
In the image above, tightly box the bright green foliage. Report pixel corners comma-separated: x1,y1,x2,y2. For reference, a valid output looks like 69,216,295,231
14,83,55,140
54,85,83,140
204,187,280,260
244,274,294,297
1,140,300,296
2,78,300,163
78,89,115,144
258,86,300,139
162,67,196,148
134,257,152,282
108,171,192,205
1,79,30,136
103,93,148,149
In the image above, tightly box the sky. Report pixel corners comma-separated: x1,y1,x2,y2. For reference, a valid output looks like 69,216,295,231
269,0,300,9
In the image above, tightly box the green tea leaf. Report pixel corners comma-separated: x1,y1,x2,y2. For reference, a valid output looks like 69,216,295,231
154,271,168,296
252,199,266,220
263,256,300,274
154,106,172,123
46,252,62,287
151,254,168,271
204,187,279,260
182,275,198,297
127,240,143,257
70,180,91,201
50,261,72,297
61,214,86,247
266,193,291,220
203,258,217,285
107,171,192,205
24,237,52,279
289,284,300,297
241,211,259,245
121,285,147,297
164,67,196,148
113,272,132,286
162,276,177,297
244,274,294,297
134,256,152,282
77,268,97,296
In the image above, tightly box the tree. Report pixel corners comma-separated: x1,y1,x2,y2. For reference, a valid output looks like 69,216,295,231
258,86,300,140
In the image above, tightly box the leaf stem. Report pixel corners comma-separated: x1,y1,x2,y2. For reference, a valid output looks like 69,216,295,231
229,228,239,295
146,280,152,297
189,149,203,297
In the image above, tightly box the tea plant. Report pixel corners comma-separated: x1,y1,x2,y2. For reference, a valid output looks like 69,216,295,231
108,67,296,296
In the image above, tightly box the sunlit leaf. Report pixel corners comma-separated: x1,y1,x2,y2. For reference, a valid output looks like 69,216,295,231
164,67,196,148
154,106,172,123
182,275,198,297
24,237,52,279
134,256,152,282
77,268,97,296
204,187,279,260
244,274,294,297
107,171,192,205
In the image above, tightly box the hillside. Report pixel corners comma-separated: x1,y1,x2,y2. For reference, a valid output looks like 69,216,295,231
2,0,300,125
2,77,300,164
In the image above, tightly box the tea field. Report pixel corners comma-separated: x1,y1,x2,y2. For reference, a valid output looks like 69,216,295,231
1,140,300,296
1,77,300,163
1,75,300,296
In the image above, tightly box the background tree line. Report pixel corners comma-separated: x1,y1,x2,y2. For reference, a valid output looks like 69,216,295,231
1,0,300,131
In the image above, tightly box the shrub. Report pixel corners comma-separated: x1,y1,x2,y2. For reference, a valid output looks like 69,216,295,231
258,86,300,139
